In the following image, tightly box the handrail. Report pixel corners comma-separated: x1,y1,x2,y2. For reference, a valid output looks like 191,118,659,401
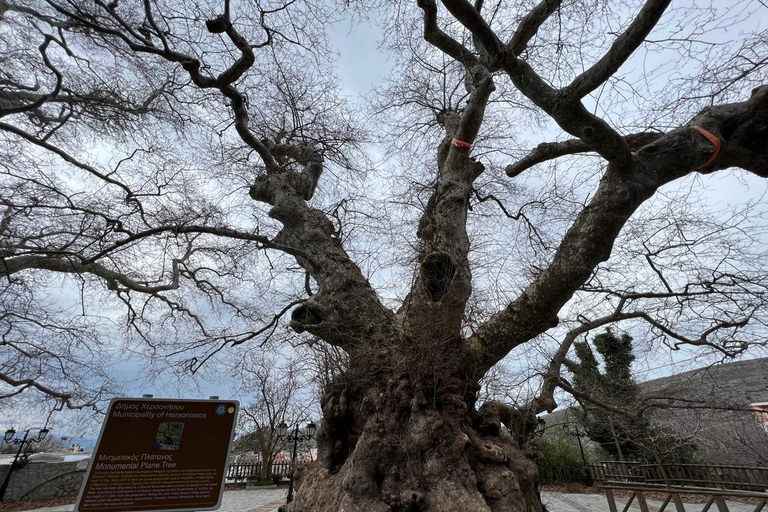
587,461,768,491
226,461,294,480
598,482,768,498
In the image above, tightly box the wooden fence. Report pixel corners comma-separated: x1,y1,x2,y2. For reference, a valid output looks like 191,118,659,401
587,461,645,483
226,462,294,481
588,461,768,491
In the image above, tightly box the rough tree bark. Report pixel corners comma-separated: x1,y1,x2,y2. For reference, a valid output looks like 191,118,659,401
1,0,767,510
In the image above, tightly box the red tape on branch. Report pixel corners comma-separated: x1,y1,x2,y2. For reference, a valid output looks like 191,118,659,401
692,126,722,169
451,138,471,149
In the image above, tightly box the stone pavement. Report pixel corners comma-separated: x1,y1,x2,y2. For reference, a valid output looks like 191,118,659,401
13,489,287,512
11,489,760,512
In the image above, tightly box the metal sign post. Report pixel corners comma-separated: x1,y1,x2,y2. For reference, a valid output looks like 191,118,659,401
75,397,239,512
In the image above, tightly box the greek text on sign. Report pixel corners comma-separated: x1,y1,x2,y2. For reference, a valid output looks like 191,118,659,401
75,398,238,512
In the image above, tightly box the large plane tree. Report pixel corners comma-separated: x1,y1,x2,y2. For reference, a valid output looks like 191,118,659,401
1,0,767,510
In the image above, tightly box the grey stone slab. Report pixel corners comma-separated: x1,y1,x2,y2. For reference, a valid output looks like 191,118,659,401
12,489,760,512
12,489,287,512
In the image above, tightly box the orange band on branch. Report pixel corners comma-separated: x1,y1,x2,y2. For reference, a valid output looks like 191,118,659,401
692,126,722,169
452,138,472,149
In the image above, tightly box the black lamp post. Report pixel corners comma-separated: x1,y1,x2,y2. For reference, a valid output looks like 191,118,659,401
564,423,590,472
277,421,317,504
0,427,50,501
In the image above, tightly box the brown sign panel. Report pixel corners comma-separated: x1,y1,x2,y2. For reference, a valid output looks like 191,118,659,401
75,398,239,512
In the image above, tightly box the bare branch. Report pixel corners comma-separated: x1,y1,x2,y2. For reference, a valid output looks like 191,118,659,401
0,372,99,411
5,254,182,294
0,36,62,118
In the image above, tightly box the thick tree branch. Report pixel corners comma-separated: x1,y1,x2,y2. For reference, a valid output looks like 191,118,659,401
508,0,563,56
684,85,768,176
566,0,672,99
402,67,495,341
4,254,182,293
0,36,62,118
503,56,634,166
145,7,394,349
25,2,398,352
81,224,306,263
560,375,761,423
0,372,70,401
45,0,280,172
0,85,168,120
439,0,503,62
248,164,400,350
466,163,652,372
529,311,647,415
506,132,663,177
528,280,753,416
557,377,640,419
417,0,479,68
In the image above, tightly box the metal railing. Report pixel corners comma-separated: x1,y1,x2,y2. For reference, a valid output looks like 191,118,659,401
226,462,294,481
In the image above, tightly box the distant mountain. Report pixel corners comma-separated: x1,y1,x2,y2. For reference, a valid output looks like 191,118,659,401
546,356,768,422
641,357,768,405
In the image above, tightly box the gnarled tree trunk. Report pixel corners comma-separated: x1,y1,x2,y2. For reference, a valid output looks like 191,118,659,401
286,358,542,512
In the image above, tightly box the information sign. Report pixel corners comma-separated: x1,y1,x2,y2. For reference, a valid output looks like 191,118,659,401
75,398,239,512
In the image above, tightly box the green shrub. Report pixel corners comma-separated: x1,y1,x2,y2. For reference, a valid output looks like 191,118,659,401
272,473,282,485
247,475,275,486
537,437,589,485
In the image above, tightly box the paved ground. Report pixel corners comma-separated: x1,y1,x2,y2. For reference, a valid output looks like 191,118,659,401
13,489,287,512
13,489,760,512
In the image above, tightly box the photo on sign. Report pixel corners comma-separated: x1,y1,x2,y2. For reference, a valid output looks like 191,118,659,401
154,422,185,450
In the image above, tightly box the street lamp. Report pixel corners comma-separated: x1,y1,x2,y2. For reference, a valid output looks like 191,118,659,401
0,427,51,501
277,421,317,504
564,423,590,472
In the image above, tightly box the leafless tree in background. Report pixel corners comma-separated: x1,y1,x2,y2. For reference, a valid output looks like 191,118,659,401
235,353,311,481
1,0,767,510
650,407,768,466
